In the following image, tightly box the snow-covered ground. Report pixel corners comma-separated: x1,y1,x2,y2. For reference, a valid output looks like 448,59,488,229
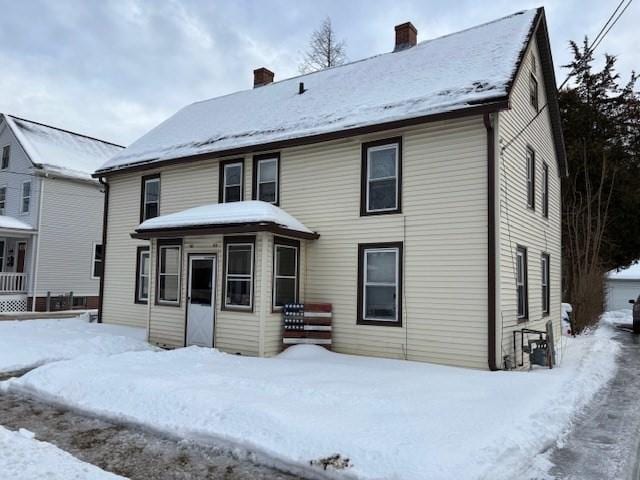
601,308,633,327
0,425,125,479
2,322,619,480
0,314,153,374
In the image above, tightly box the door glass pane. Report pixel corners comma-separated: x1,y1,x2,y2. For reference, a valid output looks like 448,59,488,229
366,251,396,283
259,182,276,203
227,279,251,306
365,285,396,320
275,278,296,306
225,164,242,185
369,148,396,179
191,259,213,305
276,246,296,276
259,159,277,182
228,246,251,274
368,179,396,211
225,185,241,202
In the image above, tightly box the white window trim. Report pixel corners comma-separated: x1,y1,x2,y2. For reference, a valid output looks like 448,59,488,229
157,244,181,305
224,242,254,309
0,185,7,215
1,144,9,170
90,242,102,280
362,247,399,322
366,143,399,213
223,161,243,203
138,250,150,302
143,177,160,221
272,244,298,309
21,180,31,215
257,157,278,204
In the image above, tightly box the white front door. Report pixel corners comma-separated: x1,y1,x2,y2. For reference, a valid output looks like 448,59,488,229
186,255,216,347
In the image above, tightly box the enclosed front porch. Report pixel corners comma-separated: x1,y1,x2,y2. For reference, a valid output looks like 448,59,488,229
0,216,37,312
131,201,319,355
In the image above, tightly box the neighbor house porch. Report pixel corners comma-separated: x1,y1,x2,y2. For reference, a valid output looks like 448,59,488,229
0,216,37,312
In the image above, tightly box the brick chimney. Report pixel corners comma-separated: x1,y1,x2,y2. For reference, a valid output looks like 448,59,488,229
253,67,274,88
394,22,417,51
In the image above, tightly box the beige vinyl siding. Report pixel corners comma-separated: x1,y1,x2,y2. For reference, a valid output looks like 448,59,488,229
36,178,103,296
101,174,149,328
497,36,562,366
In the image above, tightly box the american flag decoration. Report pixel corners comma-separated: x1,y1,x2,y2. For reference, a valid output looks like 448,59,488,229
282,303,332,349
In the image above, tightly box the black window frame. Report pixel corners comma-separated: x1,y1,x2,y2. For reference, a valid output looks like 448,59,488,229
360,137,402,216
140,174,160,223
135,246,150,304
357,242,403,327
272,236,300,311
516,245,529,321
155,238,182,307
0,186,6,215
1,145,9,170
542,162,549,218
529,73,539,111
21,180,31,214
219,158,245,203
541,253,550,316
526,147,536,210
252,153,280,205
222,235,256,312
91,243,103,279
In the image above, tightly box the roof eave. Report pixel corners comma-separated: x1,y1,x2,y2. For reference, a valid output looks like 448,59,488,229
94,99,510,178
130,221,320,240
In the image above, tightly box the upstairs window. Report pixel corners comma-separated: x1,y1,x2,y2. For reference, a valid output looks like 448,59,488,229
516,246,528,320
21,181,31,214
542,162,549,218
526,147,535,210
141,175,160,222
1,145,9,169
361,138,402,215
91,243,103,279
220,159,244,203
541,253,550,315
253,154,279,204
272,237,299,309
529,74,539,111
0,186,6,214
223,236,255,310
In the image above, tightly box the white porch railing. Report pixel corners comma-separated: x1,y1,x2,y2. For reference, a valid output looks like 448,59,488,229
0,273,28,293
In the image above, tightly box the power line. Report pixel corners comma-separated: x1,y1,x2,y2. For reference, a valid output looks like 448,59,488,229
590,0,633,53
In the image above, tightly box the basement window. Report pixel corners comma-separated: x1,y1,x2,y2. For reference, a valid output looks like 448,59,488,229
361,138,402,215
517,246,528,320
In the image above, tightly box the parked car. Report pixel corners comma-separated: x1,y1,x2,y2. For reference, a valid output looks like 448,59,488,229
628,296,640,334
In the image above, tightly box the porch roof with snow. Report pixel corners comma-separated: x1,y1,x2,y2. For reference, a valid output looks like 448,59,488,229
1,114,123,183
95,7,566,177
131,201,319,240
0,215,36,236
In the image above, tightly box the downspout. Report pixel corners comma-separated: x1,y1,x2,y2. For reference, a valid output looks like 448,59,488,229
97,177,109,323
30,177,45,311
484,113,499,371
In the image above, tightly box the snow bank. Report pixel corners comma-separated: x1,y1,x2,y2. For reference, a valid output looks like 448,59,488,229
0,426,125,479
137,200,313,234
0,315,153,373
601,308,633,327
3,324,619,480
98,9,537,172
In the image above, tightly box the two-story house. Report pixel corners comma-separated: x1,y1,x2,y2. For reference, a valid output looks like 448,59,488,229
0,114,123,312
94,8,565,370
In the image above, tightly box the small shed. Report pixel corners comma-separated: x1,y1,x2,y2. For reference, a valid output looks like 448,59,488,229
606,263,640,311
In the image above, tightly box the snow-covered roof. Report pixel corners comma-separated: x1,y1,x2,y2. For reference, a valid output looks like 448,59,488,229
98,9,540,174
134,201,317,239
0,215,35,232
2,114,123,182
607,263,640,281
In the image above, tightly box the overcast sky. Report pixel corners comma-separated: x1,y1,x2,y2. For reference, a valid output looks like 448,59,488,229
1,0,637,146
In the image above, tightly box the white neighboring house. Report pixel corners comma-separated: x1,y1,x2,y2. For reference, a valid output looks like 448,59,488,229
0,114,123,312
606,264,640,311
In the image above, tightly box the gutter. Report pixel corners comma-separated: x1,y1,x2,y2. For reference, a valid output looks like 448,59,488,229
97,178,109,323
484,113,499,371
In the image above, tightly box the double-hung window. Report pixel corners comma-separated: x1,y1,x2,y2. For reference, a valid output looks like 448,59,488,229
273,237,299,309
91,243,103,279
542,162,549,218
529,56,539,111
21,181,31,214
516,246,528,320
141,175,160,222
0,186,6,214
541,253,550,315
220,159,244,203
362,138,402,215
1,146,9,169
135,246,150,303
526,147,535,209
357,242,403,326
223,236,255,309
157,241,181,305
0,240,5,271
253,154,279,204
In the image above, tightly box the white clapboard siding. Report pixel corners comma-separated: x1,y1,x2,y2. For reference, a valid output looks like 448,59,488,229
496,35,562,365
